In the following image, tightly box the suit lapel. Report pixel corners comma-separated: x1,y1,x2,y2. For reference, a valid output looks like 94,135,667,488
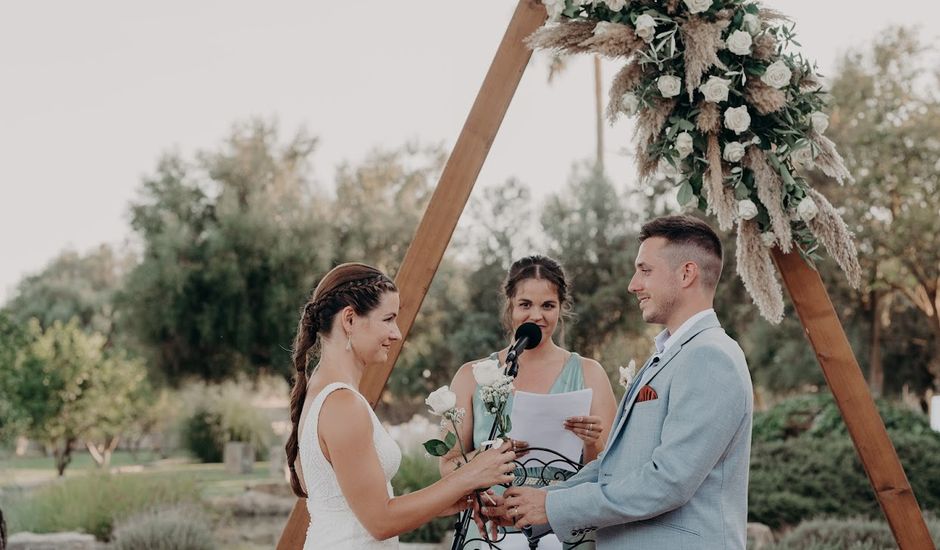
605,313,722,448
607,353,657,438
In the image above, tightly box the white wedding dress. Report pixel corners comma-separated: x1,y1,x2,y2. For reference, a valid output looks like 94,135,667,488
300,382,402,549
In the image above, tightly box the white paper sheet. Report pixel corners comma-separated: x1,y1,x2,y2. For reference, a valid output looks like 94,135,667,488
508,388,593,472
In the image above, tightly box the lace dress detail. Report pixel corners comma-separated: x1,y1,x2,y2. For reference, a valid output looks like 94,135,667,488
300,382,402,549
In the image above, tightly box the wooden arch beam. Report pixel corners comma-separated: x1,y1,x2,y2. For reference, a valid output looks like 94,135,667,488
279,1,934,547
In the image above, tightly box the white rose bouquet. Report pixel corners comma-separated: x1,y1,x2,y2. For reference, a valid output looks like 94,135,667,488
473,359,515,438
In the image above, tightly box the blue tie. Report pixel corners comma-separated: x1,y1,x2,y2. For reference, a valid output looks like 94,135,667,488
626,356,659,403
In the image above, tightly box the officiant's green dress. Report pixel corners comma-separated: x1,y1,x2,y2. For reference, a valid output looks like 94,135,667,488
466,352,595,549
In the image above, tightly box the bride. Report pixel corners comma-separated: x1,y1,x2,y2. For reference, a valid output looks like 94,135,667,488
285,263,517,549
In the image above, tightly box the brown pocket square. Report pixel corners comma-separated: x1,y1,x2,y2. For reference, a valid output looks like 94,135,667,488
636,385,658,402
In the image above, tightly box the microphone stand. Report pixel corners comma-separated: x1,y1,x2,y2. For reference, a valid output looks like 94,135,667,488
451,353,522,550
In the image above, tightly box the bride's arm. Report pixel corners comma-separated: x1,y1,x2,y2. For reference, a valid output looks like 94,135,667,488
438,361,477,476
321,390,514,540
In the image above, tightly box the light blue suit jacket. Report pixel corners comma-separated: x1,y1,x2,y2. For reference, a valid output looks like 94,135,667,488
545,312,752,549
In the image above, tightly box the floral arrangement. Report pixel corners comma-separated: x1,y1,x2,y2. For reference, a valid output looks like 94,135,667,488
529,0,861,323
472,358,515,437
422,359,514,459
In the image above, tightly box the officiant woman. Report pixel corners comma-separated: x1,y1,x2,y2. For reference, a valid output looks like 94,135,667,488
439,255,617,548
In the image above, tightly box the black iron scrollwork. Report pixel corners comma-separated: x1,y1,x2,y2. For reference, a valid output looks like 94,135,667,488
456,447,594,550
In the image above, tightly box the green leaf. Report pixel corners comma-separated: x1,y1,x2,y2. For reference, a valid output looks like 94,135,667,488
677,181,694,206
423,439,451,457
503,415,512,434
444,431,457,448
734,182,751,200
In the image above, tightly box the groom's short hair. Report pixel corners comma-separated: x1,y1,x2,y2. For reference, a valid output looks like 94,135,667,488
640,215,723,290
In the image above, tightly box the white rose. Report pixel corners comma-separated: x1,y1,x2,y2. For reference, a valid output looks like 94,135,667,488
683,0,713,14
675,132,694,159
618,359,638,389
658,158,679,177
726,30,753,56
472,359,503,387
743,13,761,35
700,76,731,103
620,92,640,115
657,75,682,98
724,105,751,134
542,0,567,20
810,112,829,134
797,197,818,222
593,21,623,37
425,386,457,416
760,232,776,247
761,60,792,89
723,141,746,163
634,14,656,43
790,145,815,168
737,199,759,220
603,0,628,10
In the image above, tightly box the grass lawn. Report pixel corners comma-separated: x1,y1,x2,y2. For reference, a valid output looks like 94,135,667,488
0,449,291,547
0,450,281,497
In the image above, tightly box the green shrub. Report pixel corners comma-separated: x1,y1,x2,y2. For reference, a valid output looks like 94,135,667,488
112,506,214,550
391,453,453,543
772,517,898,549
1,473,201,540
753,392,932,443
180,380,274,463
753,393,832,442
749,432,940,529
183,408,227,463
771,515,940,549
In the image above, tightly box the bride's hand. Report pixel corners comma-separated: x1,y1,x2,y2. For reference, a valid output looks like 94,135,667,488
463,440,516,489
439,493,475,517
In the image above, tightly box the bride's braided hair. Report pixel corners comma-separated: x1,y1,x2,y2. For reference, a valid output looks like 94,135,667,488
286,263,397,498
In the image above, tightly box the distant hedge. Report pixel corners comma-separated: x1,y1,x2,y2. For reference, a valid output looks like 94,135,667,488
749,393,940,529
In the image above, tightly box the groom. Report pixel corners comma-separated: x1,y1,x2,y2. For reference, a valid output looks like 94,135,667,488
491,215,753,548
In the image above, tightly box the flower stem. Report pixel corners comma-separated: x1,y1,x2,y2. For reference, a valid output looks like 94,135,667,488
450,418,470,465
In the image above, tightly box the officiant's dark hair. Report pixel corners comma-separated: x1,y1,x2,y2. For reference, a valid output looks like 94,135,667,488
502,255,573,341
286,263,397,498
639,215,723,290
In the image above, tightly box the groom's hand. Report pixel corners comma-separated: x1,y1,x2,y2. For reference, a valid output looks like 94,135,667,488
503,486,549,529
479,494,515,528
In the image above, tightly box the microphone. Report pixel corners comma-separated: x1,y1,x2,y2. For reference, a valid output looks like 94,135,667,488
505,322,542,376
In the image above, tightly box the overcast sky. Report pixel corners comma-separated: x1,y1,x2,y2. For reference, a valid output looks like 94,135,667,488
1,1,937,302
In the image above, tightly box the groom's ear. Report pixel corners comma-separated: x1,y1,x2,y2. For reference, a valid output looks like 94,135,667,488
679,261,699,288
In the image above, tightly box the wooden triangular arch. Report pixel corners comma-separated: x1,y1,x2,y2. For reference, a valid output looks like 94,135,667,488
278,2,933,548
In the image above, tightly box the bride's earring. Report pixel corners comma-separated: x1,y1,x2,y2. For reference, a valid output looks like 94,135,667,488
345,334,352,352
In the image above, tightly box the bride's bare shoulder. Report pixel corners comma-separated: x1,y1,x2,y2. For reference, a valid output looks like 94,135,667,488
319,388,372,434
